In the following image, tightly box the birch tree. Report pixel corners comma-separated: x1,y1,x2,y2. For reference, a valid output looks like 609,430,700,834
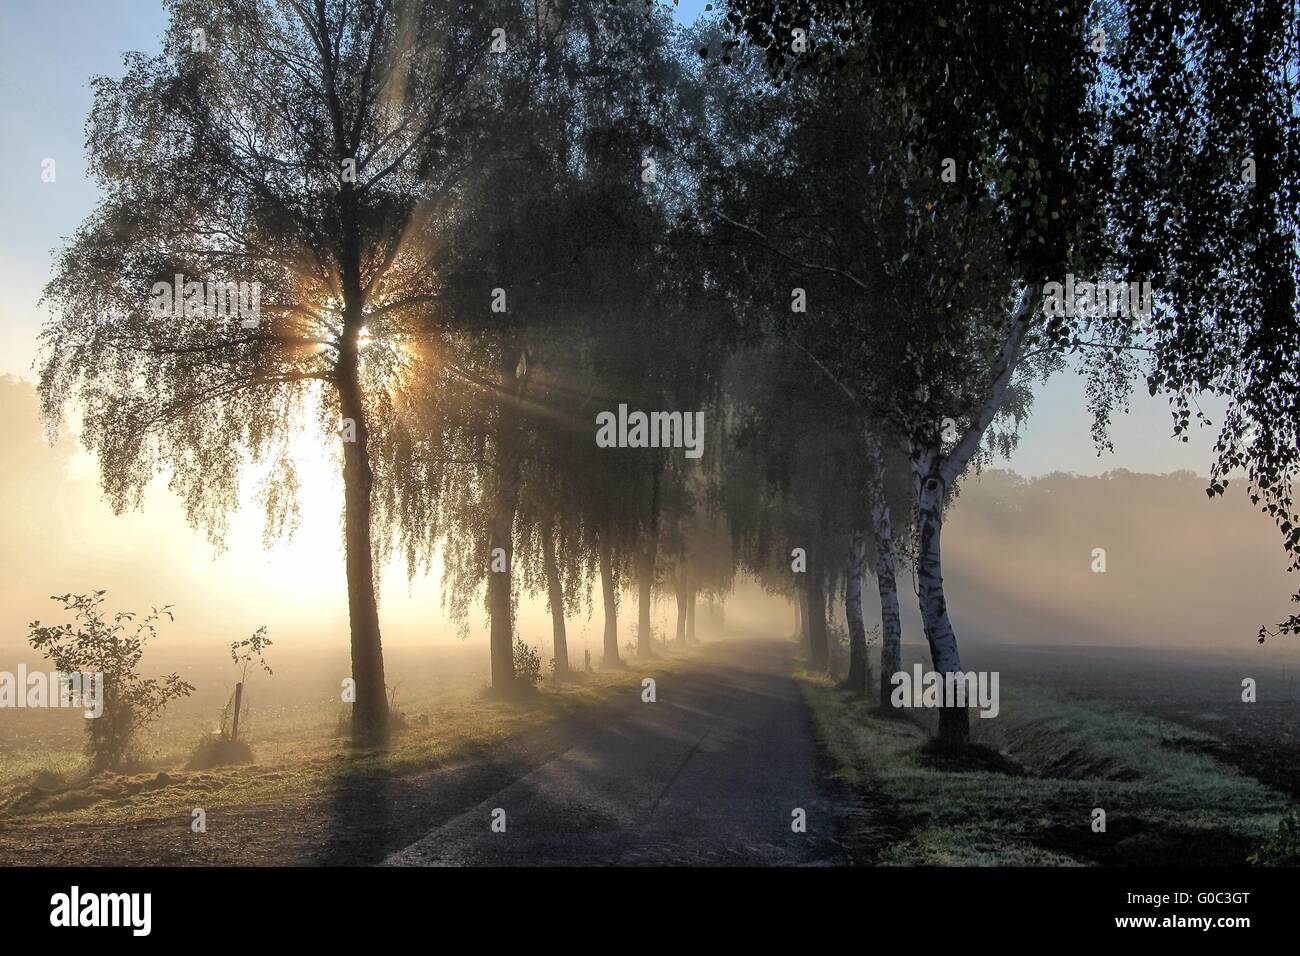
702,2,1110,740
39,0,524,742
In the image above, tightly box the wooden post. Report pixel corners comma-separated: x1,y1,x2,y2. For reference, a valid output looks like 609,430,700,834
231,681,244,743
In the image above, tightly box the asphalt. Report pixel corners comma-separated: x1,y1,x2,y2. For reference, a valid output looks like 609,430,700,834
385,639,846,866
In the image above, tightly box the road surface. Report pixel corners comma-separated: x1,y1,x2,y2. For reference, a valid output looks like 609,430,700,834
385,639,846,866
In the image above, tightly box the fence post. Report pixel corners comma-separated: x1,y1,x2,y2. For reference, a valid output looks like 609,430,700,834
231,681,244,743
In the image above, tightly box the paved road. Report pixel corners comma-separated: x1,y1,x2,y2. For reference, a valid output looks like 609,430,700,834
385,639,845,866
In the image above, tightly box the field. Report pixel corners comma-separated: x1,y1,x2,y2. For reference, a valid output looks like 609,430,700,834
803,642,1300,866
3,632,1297,866
0,638,694,865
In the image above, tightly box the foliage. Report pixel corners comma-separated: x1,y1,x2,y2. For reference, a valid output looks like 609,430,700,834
1105,0,1300,639
230,626,274,682
1248,807,1300,866
28,591,194,771
512,639,543,689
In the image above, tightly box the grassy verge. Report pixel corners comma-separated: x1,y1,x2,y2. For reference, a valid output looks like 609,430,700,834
0,651,695,831
798,672,1292,866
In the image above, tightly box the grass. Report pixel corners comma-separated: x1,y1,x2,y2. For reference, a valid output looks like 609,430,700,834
0,649,695,831
798,670,1294,866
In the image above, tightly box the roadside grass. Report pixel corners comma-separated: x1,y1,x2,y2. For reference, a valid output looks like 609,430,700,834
0,651,694,830
798,670,1292,866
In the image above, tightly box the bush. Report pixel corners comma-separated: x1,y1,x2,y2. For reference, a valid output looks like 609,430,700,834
187,732,254,770
189,684,260,769
513,638,542,689
1248,807,1300,866
28,591,194,771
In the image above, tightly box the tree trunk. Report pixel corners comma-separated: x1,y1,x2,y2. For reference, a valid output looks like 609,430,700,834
804,559,829,671
686,588,697,643
675,579,688,645
797,587,809,647
487,348,532,696
843,532,869,695
636,466,660,659
599,534,620,667
636,539,656,658
914,454,968,745
875,502,903,711
540,518,568,677
337,343,389,744
905,287,1036,740
869,442,903,711
487,465,519,695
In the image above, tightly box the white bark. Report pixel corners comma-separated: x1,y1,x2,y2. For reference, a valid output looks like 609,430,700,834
910,285,1040,741
937,285,1038,488
913,445,961,671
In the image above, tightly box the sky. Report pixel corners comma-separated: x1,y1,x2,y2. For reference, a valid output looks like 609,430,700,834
0,0,1221,477
0,0,1254,656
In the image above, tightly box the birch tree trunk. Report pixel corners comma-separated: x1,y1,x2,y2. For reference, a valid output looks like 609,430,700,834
804,559,830,671
487,454,519,695
599,534,620,667
675,579,688,644
908,286,1038,744
540,518,568,677
843,532,869,695
338,287,387,742
486,350,532,696
868,440,903,711
637,466,661,659
636,544,655,658
798,588,810,649
913,448,966,743
874,500,903,711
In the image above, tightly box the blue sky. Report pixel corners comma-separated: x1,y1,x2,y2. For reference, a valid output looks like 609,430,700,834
0,0,1220,477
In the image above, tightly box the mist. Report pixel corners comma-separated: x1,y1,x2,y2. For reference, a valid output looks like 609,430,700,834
2,375,1286,663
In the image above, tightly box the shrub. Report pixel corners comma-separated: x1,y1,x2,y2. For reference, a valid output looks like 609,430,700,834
28,591,194,771
513,638,542,689
219,625,272,750
187,732,254,770
230,626,273,683
1248,807,1300,866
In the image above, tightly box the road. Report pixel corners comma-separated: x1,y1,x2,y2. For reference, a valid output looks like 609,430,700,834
385,639,846,866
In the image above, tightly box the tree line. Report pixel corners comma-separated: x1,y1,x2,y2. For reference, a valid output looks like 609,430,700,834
39,0,1299,744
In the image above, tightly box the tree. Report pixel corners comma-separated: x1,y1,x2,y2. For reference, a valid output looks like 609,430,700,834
374,1,727,688
39,0,526,742
228,625,273,743
664,490,736,646
1106,0,1300,641
721,341,865,674
703,2,1108,740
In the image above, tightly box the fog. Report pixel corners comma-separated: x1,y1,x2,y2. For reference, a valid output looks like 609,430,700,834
1,375,1288,663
